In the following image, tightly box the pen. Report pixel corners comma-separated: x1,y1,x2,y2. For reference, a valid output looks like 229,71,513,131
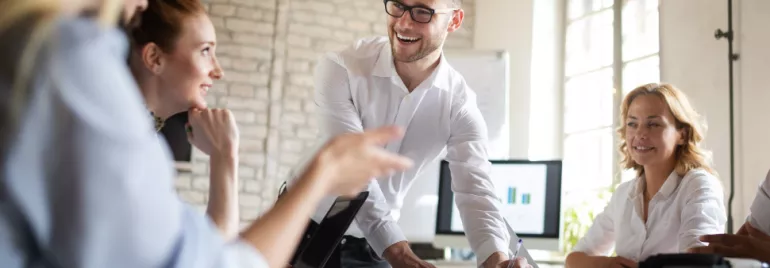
506,239,523,268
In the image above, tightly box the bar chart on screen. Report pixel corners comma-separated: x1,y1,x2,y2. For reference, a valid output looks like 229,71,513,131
439,160,562,252
451,164,547,234
522,193,531,205
493,165,547,234
506,188,533,205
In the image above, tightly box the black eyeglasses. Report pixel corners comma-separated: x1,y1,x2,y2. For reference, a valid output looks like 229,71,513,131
383,0,458,23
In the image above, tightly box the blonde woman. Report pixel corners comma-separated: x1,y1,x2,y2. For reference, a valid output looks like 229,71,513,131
0,1,412,268
565,83,727,268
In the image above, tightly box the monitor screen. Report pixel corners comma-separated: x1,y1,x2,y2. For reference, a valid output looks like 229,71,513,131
436,160,562,238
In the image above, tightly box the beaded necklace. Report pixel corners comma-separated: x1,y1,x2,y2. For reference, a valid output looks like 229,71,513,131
151,111,164,132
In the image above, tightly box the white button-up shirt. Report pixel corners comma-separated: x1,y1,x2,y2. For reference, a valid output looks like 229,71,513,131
748,170,770,235
572,169,727,261
296,36,510,263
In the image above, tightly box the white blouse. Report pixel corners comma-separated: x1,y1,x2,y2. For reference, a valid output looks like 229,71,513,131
572,169,727,262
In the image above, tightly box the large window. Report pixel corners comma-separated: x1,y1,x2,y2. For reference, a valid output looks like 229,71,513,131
562,0,659,204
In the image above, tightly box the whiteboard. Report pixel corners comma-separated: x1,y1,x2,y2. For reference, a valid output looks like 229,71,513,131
397,50,511,242
445,49,511,159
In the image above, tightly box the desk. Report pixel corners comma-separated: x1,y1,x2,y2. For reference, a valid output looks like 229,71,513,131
427,248,565,268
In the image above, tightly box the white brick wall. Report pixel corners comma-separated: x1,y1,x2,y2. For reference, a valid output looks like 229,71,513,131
185,0,476,228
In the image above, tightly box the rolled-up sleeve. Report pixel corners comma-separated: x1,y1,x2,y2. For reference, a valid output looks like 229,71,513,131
445,89,509,264
678,174,727,251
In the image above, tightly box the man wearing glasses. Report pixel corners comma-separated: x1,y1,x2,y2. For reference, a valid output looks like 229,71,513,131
297,0,533,267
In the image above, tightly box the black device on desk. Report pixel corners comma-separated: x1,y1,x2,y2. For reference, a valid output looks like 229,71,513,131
289,192,369,268
639,253,768,268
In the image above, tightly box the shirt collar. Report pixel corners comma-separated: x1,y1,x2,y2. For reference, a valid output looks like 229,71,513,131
628,171,682,200
373,43,392,77
372,41,452,91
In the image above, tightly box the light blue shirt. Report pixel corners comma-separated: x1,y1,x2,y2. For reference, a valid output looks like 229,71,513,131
0,17,266,268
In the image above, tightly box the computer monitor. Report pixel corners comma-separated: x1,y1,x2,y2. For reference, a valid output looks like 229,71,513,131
434,159,563,251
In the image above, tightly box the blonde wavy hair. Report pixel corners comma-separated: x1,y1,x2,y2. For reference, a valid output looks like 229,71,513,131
0,0,122,141
617,83,716,177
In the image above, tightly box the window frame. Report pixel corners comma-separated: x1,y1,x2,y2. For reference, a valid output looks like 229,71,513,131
561,0,660,193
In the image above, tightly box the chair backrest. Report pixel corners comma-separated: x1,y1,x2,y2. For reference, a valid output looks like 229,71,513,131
290,192,370,268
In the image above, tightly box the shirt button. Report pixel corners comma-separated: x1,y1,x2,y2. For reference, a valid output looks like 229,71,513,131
340,238,347,245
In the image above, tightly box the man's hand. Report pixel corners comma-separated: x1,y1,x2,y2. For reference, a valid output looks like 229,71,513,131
745,223,770,241
382,241,436,268
482,251,508,268
736,221,749,236
688,224,770,263
496,257,533,268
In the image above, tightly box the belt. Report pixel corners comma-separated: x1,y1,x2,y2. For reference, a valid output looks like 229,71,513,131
341,235,368,245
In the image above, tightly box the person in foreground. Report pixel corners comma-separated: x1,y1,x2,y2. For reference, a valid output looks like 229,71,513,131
688,169,770,263
127,0,240,238
284,0,529,267
0,0,413,267
565,83,727,268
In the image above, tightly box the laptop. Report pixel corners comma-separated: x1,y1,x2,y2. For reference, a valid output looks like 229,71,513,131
289,191,370,268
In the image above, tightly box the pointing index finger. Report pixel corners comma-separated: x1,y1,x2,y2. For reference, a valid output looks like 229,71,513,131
699,233,752,246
